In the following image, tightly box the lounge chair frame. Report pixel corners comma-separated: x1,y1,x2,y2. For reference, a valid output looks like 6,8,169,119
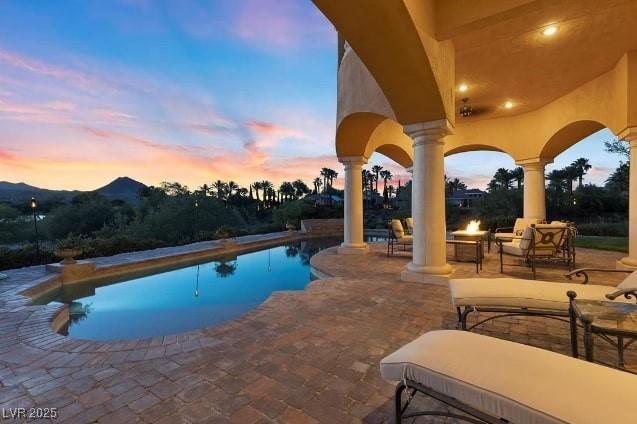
395,380,504,424
456,305,568,331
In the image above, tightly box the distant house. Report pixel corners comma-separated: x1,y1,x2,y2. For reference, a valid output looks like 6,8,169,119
446,189,485,208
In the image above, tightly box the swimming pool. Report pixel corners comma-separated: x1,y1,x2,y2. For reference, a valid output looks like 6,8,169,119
43,237,342,341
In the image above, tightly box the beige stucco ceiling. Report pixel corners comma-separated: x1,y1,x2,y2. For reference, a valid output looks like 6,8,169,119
444,0,637,121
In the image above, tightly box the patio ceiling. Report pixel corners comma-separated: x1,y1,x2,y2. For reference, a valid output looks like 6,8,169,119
445,0,637,120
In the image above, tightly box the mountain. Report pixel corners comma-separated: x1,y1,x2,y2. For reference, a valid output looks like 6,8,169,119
0,177,147,204
95,177,147,203
0,181,79,203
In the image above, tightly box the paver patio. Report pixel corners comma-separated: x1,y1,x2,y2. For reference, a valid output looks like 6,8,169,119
0,240,634,423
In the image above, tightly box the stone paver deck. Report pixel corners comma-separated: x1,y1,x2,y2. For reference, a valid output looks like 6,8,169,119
0,238,634,423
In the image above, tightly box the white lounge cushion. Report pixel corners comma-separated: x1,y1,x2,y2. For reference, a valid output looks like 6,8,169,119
449,278,629,310
380,330,637,424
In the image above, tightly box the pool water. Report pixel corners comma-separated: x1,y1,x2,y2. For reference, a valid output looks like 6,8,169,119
45,237,342,340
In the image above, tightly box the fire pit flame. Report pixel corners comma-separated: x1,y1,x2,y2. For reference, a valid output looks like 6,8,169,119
466,220,481,234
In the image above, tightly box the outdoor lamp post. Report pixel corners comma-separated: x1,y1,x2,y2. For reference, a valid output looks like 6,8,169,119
194,199,199,241
30,197,40,258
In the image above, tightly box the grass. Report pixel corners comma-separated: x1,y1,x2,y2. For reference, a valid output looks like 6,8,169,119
574,236,628,253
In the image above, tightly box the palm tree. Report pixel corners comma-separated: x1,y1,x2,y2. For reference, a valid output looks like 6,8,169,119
261,180,273,207
292,179,310,199
226,181,239,196
494,168,513,190
380,169,392,198
279,181,295,202
212,180,227,199
198,183,210,197
571,158,592,188
510,167,524,189
563,165,578,193
236,187,248,197
312,177,322,194
327,169,338,190
252,182,261,201
372,165,383,193
320,168,330,193
546,169,567,192
445,177,466,194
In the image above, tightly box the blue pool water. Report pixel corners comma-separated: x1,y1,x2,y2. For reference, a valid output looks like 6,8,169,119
45,238,342,340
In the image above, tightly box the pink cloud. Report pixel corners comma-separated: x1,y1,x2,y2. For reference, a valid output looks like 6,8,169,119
232,0,333,50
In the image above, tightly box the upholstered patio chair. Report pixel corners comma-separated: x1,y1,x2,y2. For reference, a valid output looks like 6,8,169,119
387,219,412,256
497,223,573,279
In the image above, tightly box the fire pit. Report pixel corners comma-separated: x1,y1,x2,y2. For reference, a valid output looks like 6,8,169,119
451,220,491,261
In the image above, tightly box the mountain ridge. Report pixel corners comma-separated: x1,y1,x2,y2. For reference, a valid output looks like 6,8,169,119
0,177,147,204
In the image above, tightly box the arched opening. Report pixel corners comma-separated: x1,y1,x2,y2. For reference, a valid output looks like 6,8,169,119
540,120,609,159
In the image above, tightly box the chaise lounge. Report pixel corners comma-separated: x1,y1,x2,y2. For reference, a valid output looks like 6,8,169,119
450,268,637,331
381,330,637,424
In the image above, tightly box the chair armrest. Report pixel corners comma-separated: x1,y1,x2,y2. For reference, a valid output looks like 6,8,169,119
495,227,513,233
564,268,634,284
606,288,637,303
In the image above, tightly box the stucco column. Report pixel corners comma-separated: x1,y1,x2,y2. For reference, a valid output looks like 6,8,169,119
338,156,369,255
401,119,453,284
620,130,637,268
517,158,552,220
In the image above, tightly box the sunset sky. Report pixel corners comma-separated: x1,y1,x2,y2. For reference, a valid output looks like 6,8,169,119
0,1,624,191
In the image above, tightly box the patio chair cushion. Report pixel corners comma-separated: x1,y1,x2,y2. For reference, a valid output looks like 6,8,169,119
514,217,540,234
391,220,406,238
405,217,413,230
494,232,515,240
449,277,630,311
380,330,637,424
617,270,637,289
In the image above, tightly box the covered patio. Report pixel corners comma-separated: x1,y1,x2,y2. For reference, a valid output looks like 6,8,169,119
318,0,637,285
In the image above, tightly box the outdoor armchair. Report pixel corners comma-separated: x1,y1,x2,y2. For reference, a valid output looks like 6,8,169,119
497,222,574,279
387,219,412,256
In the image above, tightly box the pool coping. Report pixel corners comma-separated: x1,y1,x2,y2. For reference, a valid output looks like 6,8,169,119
0,231,342,365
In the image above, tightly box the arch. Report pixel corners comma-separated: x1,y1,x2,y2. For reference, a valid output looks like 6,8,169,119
314,0,450,125
444,144,509,157
540,120,613,159
336,112,413,168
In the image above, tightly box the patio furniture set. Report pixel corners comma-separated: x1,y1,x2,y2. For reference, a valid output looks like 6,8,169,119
380,218,637,423
386,217,576,277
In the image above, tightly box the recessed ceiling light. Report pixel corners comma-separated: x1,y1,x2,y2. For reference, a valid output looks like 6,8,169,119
542,25,558,36
504,101,514,109
458,83,468,92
